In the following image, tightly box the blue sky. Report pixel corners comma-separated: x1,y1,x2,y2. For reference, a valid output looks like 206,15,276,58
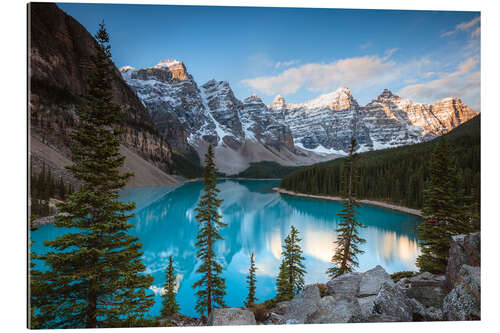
57,3,480,109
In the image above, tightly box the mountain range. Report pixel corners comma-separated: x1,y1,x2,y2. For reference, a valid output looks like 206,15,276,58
29,3,479,184
120,60,478,174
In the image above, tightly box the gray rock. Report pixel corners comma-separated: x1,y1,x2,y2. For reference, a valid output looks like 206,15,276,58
208,308,257,326
283,285,321,324
359,265,394,296
326,272,362,297
408,297,443,321
264,313,285,325
445,232,480,292
269,301,289,316
371,282,413,322
305,296,362,324
398,272,446,308
358,295,377,319
443,265,481,321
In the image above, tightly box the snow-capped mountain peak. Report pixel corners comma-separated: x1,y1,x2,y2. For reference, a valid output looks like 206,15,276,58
244,94,264,104
153,58,181,69
301,86,357,110
120,65,135,72
270,95,286,110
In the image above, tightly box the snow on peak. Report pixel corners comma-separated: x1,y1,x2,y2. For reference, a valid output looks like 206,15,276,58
270,95,286,109
119,65,135,72
440,96,458,102
153,59,181,69
302,86,354,109
244,94,263,104
336,86,351,94
377,88,397,99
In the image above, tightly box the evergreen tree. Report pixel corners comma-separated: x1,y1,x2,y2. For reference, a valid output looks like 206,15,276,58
244,253,258,307
160,256,180,317
327,137,366,278
276,225,306,300
30,22,154,328
192,144,227,316
416,139,477,273
275,259,293,301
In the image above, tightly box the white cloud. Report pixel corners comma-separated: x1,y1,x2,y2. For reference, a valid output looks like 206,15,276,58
398,56,480,109
275,59,300,69
441,16,480,38
242,54,396,96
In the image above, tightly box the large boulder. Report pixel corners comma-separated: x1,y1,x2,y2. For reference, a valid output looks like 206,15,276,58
371,282,414,322
397,272,446,308
442,265,481,321
326,272,362,297
282,285,321,324
327,266,393,298
305,296,362,324
445,232,480,292
326,266,404,321
359,265,394,296
208,308,257,326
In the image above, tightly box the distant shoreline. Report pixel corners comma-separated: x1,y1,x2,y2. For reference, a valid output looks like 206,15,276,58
273,187,422,217
219,177,282,181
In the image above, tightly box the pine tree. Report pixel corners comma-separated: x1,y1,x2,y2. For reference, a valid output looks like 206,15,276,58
327,137,366,278
275,258,293,301
244,253,258,307
160,256,180,317
192,144,227,316
30,22,154,328
276,226,306,300
416,138,477,273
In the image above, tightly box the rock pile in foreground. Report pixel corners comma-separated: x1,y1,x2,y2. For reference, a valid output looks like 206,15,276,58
204,232,480,326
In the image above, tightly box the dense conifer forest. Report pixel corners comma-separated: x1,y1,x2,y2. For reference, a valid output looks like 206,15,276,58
235,161,300,179
280,115,480,210
30,165,74,217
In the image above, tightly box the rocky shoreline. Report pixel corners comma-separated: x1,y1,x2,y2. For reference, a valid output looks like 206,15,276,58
160,232,479,326
273,187,422,217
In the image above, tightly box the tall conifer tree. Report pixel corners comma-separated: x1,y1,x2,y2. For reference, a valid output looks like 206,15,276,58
276,226,306,300
244,253,258,307
192,145,227,316
276,260,292,301
327,137,366,278
160,256,180,317
416,138,477,273
30,22,154,328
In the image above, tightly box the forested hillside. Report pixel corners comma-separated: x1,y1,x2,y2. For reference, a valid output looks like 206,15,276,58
280,115,480,209
234,161,300,179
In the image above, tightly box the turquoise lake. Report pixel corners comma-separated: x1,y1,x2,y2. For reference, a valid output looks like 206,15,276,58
30,179,422,318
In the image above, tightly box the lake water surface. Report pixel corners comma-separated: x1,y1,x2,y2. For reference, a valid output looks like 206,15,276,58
31,179,422,317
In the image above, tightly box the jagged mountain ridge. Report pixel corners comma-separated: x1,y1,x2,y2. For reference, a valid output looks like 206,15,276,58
121,61,333,175
120,60,477,173
269,88,478,153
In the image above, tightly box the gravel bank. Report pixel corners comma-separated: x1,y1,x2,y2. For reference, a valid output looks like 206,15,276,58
273,187,422,217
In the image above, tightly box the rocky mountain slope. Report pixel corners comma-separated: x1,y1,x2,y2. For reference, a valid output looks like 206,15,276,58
121,62,335,174
121,60,477,174
29,3,188,187
270,88,478,153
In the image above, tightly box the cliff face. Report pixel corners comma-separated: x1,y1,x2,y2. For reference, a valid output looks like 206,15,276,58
29,3,179,186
